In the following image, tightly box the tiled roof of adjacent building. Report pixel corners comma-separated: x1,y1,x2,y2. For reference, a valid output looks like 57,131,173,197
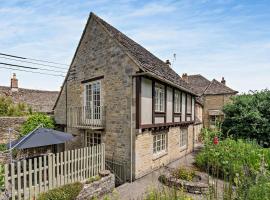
0,86,59,113
92,13,195,94
187,74,237,96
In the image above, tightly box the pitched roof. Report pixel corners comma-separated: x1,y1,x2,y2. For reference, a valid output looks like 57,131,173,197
0,86,59,113
204,79,238,95
187,75,237,96
92,13,195,94
9,127,73,150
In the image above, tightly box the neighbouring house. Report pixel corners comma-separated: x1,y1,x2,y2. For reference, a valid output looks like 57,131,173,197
0,73,59,114
183,74,238,129
54,12,198,181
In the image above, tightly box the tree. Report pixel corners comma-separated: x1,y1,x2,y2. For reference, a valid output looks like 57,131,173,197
20,113,55,136
222,89,270,147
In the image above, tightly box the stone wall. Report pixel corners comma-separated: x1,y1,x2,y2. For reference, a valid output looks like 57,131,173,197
0,117,27,144
76,173,115,200
203,94,233,128
54,16,140,181
134,125,194,179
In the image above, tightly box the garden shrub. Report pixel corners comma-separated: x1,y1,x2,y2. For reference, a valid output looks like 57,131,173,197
37,182,83,200
0,96,30,117
222,89,270,147
247,176,270,200
20,113,55,136
172,167,195,181
0,165,4,191
195,138,270,180
143,188,193,200
0,144,7,152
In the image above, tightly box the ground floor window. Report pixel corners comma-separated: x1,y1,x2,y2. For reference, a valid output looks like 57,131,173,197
153,132,167,154
180,128,188,149
85,131,101,146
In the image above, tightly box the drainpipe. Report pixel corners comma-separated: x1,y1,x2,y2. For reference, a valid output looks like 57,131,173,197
130,77,134,182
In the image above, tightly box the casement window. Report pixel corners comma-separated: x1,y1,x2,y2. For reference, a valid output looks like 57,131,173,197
84,80,101,120
153,132,167,154
186,94,192,114
210,115,218,126
174,90,181,113
85,131,101,146
180,128,188,149
155,83,165,112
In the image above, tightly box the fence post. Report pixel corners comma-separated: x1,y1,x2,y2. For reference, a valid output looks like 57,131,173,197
48,154,52,189
4,164,9,195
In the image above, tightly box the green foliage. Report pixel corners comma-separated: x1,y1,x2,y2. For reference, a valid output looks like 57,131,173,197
143,188,193,200
247,175,270,200
222,89,270,147
0,144,7,152
20,113,55,136
172,167,195,181
85,175,101,184
201,127,222,145
0,96,30,116
196,138,270,180
37,182,83,200
0,164,4,191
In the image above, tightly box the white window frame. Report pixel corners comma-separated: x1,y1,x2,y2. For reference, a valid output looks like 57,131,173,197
186,94,192,114
174,90,181,113
153,132,167,154
180,128,188,150
84,80,102,122
85,131,101,147
155,83,165,112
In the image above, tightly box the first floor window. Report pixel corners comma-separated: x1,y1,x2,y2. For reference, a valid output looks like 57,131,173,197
153,132,167,154
174,90,181,113
186,94,192,114
180,128,188,148
155,83,165,112
85,131,101,146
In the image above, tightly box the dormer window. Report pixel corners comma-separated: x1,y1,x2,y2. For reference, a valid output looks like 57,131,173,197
155,83,165,112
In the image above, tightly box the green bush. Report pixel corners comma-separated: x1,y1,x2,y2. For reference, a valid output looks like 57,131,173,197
222,89,270,147
0,164,4,191
37,182,83,200
196,138,270,180
20,113,55,136
247,176,270,200
172,167,195,181
143,188,193,200
0,96,30,117
0,144,7,152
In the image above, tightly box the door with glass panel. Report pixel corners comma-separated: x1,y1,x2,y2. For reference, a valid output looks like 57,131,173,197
84,80,101,125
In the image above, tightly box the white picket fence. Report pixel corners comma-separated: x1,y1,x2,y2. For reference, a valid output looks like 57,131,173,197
4,144,105,200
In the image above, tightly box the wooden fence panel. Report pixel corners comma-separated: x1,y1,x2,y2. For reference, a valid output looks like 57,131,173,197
4,144,105,200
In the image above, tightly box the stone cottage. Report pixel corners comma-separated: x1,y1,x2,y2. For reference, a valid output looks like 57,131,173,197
0,73,59,114
54,13,198,181
182,74,237,129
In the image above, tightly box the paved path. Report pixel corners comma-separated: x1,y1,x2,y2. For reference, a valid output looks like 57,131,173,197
109,144,204,200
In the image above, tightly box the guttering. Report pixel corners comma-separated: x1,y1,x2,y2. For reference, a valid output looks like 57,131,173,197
132,72,198,96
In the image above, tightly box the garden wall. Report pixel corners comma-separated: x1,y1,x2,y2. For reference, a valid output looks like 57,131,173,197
0,117,27,144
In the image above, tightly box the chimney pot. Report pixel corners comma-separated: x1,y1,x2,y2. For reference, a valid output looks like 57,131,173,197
182,73,188,83
221,77,226,85
11,73,18,92
165,59,171,66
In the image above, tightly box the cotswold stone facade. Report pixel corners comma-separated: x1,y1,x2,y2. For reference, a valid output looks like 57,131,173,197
54,13,197,181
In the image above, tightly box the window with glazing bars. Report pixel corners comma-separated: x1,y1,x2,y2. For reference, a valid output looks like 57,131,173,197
174,90,181,113
180,128,188,148
85,132,101,146
155,83,165,112
153,132,167,154
85,80,101,120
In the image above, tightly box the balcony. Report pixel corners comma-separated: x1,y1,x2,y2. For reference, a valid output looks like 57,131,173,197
67,106,105,129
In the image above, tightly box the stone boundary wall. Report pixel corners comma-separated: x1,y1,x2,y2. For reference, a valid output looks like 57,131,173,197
0,117,27,144
76,173,115,200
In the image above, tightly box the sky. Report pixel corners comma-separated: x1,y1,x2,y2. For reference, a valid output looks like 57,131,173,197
0,0,269,93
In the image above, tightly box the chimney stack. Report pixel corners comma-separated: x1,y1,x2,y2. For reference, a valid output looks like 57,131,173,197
182,73,188,83
11,73,18,92
221,77,226,85
165,59,171,67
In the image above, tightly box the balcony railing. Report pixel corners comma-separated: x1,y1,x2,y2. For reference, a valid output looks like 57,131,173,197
67,106,105,129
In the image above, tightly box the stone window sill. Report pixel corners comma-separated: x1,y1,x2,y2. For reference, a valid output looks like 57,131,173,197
179,145,187,152
152,151,168,160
